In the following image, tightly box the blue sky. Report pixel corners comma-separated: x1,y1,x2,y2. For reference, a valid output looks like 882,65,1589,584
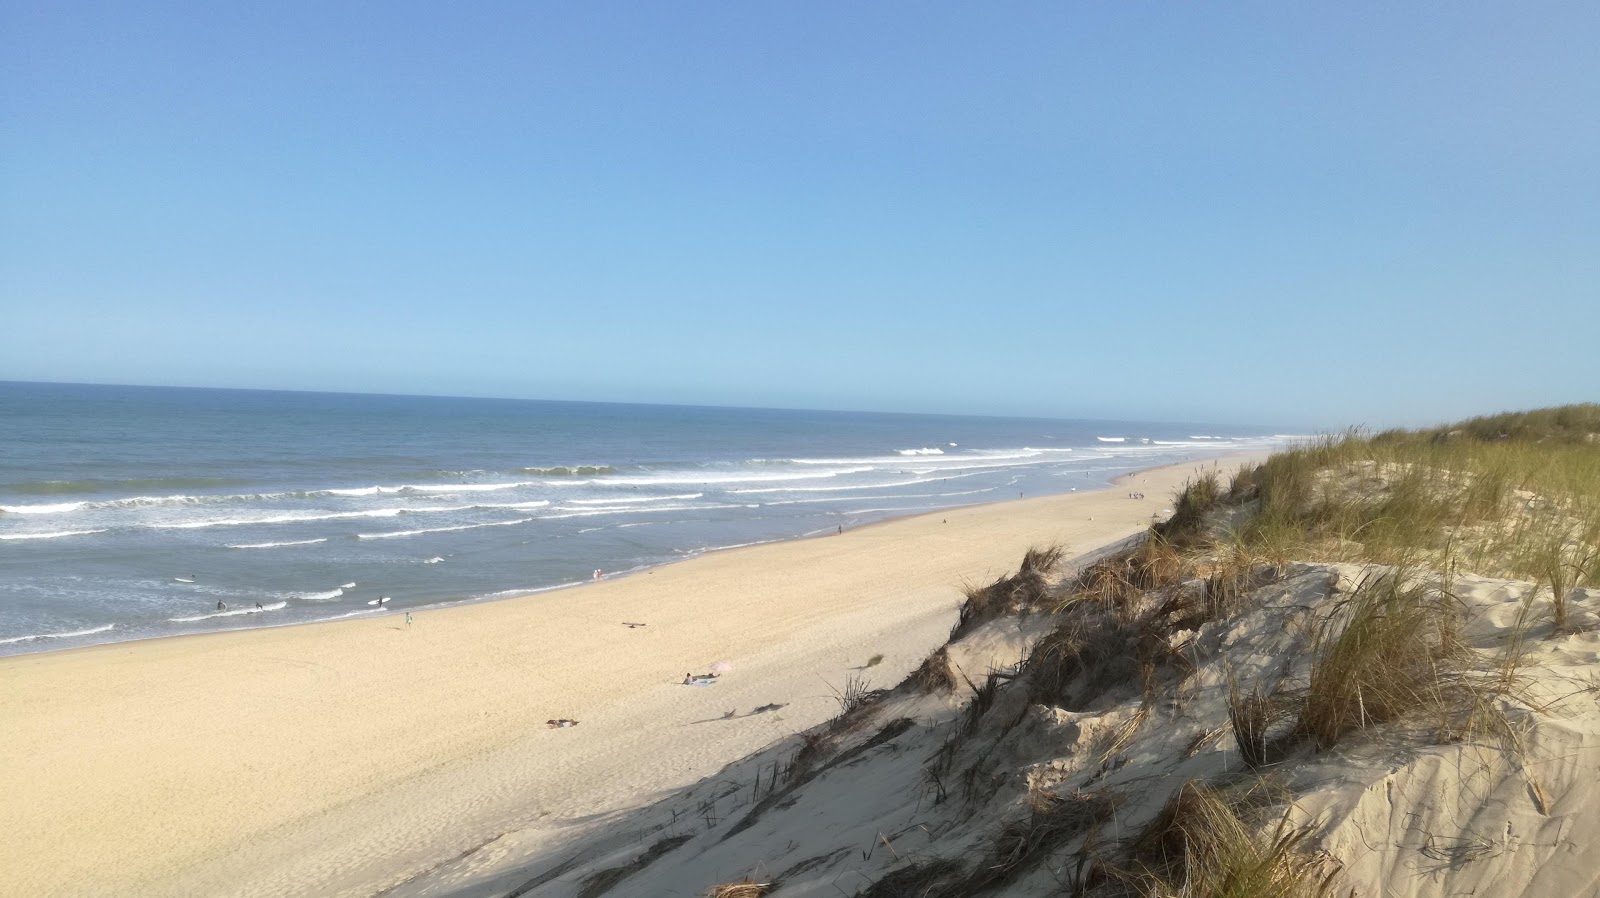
3,3,1595,429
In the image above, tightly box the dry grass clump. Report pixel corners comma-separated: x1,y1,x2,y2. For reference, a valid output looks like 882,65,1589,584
1119,783,1341,898
963,788,1120,892
960,672,1004,738
704,881,771,898
1153,472,1225,546
951,544,1064,640
787,730,834,783
1228,681,1298,771
907,645,957,694
1295,571,1470,750
1026,603,1146,712
856,858,966,897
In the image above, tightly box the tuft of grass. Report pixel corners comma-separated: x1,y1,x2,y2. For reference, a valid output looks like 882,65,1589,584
962,788,1120,893
1154,472,1224,545
1295,570,1470,750
787,730,834,783
907,646,957,694
951,545,1064,640
1026,603,1143,712
960,672,1003,738
1121,782,1341,898
1228,679,1295,771
704,881,771,898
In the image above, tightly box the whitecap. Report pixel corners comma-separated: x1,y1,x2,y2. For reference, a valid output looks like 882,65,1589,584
1096,437,1126,443
356,518,534,540
0,623,115,645
895,447,945,456
226,538,329,549
294,588,345,601
168,601,287,623
0,528,109,541
0,501,87,514
567,494,702,505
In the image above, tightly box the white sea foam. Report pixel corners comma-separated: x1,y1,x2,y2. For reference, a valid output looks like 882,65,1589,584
1,501,90,514
541,503,745,520
294,588,345,601
0,623,115,645
422,557,444,564
895,447,945,456
154,509,407,529
356,518,534,540
475,500,551,510
730,471,985,495
567,493,702,505
579,468,875,487
169,601,287,623
0,528,110,541
339,582,356,588
321,486,388,497
404,481,536,493
1096,437,1126,443
226,538,329,549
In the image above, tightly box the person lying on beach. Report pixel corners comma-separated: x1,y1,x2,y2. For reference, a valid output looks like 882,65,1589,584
683,672,721,685
545,719,579,729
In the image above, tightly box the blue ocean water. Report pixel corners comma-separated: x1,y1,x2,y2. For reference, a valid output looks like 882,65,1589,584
0,382,1288,654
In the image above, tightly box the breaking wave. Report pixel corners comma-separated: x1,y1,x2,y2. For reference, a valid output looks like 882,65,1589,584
169,601,288,623
0,623,116,645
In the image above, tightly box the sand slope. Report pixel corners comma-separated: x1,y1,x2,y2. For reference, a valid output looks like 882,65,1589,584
504,566,1600,898
0,454,1263,897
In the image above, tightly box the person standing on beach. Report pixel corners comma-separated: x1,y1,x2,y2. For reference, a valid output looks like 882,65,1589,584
405,612,412,629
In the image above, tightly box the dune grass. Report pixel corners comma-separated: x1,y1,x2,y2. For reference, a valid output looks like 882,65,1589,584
951,545,1064,640
907,645,957,694
1294,571,1472,749
1229,406,1600,587
1119,782,1341,898
703,881,770,898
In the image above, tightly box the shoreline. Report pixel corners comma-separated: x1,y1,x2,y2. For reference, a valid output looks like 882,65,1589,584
1,450,1268,897
3,449,1262,664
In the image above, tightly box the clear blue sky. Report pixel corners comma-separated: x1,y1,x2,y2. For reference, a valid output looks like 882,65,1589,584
3,3,1595,429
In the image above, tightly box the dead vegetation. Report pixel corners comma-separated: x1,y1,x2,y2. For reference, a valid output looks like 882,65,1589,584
906,645,957,694
703,881,771,898
951,544,1064,639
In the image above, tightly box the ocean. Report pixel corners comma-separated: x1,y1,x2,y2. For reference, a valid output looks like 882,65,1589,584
0,382,1288,655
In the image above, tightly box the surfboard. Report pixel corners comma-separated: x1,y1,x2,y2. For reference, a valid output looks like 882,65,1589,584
173,577,196,583
367,596,391,606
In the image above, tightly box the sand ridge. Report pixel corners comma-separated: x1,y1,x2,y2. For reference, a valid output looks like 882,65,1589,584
0,453,1264,897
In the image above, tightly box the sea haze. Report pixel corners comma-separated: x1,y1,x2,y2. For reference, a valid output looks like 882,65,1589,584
0,382,1290,654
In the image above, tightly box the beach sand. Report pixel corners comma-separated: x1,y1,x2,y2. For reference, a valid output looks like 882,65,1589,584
0,452,1264,897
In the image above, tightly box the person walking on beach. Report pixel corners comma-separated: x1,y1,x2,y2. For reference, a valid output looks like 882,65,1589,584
405,612,413,629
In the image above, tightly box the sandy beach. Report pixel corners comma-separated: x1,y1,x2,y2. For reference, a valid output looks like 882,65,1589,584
0,452,1264,898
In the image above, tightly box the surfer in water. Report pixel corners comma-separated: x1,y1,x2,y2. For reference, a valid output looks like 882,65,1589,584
216,600,226,611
